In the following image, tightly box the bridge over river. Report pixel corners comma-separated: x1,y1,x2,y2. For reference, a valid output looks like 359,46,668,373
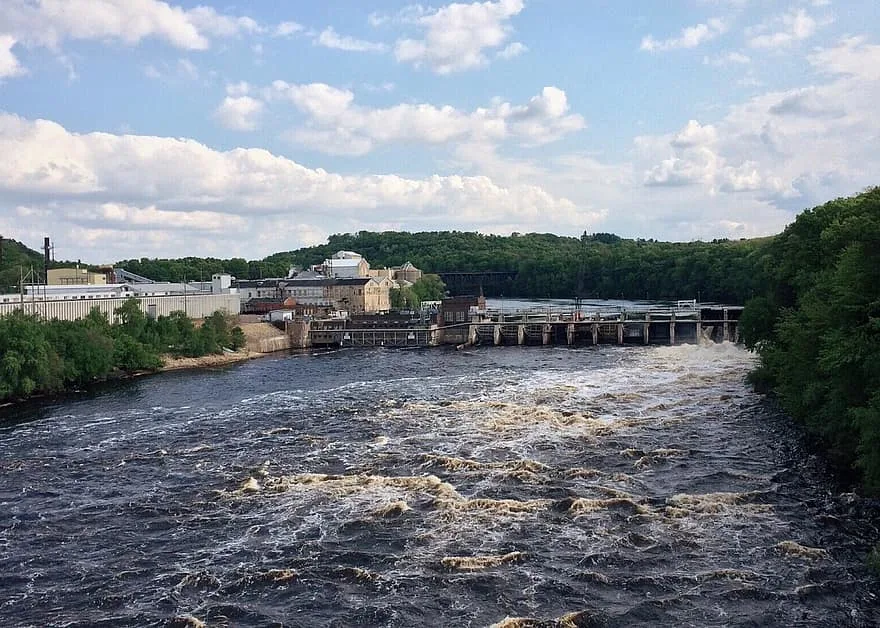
435,270,519,296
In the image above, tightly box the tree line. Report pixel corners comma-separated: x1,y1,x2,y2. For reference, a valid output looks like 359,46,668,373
0,300,245,402
112,232,772,303
740,187,880,492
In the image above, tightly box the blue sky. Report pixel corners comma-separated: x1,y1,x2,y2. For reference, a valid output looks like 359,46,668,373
1,0,878,261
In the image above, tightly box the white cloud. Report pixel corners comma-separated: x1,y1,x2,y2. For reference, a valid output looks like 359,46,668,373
641,18,726,52
263,82,584,154
747,9,817,49
78,202,247,232
226,81,251,97
184,6,261,38
497,41,527,59
0,0,266,56
213,96,264,131
0,35,26,79
274,21,304,37
671,120,718,148
394,0,525,74
315,27,386,53
809,36,880,81
638,37,880,210
0,113,585,259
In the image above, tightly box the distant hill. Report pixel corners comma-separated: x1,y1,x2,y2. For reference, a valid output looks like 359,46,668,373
119,231,775,303
0,237,45,293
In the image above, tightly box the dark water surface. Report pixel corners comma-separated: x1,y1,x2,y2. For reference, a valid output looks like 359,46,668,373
1,345,878,627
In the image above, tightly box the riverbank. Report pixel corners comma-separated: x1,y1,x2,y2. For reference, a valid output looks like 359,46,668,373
156,322,289,372
160,349,265,372
0,320,289,410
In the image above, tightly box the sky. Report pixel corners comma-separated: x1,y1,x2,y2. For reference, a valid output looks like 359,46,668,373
1,0,878,263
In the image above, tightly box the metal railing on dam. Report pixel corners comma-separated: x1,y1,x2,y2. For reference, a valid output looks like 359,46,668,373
286,305,743,349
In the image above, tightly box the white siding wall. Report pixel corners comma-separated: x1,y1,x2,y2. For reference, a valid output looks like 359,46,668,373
0,294,241,323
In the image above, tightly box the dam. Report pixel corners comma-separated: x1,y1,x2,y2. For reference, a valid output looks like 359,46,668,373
286,303,743,349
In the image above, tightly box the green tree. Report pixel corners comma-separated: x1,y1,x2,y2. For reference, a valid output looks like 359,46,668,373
0,312,63,398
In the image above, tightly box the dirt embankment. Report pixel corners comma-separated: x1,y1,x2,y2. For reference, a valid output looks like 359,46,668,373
161,350,260,372
160,322,290,372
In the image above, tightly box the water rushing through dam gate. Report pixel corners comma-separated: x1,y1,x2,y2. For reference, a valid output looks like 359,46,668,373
1,344,878,626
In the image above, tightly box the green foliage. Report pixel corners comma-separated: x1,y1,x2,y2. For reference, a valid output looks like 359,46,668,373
113,333,163,371
738,296,777,350
410,274,446,302
114,256,289,282
743,187,880,492
0,311,63,398
389,288,408,309
116,230,770,302
0,238,46,293
45,320,116,386
0,303,244,402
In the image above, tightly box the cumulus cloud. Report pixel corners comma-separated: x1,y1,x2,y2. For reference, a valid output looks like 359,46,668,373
315,27,386,53
213,96,264,131
0,113,588,259
74,202,247,232
394,0,526,73
809,36,880,81
638,37,880,210
261,82,584,155
747,9,818,49
0,0,267,71
641,18,726,52
0,35,26,79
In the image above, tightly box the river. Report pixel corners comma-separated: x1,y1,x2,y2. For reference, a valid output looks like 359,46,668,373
1,344,878,627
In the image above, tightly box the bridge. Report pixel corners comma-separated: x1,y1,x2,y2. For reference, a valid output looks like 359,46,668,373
436,270,519,296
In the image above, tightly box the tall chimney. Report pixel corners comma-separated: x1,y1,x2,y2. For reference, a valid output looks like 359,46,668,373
44,237,51,266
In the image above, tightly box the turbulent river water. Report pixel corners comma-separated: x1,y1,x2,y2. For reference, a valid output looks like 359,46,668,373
2,344,879,627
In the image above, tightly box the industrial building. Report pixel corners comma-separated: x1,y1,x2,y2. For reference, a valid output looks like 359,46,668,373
0,269,239,323
234,252,410,315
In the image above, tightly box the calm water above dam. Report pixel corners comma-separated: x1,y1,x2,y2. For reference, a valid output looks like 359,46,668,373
1,344,879,627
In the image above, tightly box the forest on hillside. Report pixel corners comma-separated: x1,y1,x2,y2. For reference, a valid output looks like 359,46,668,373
0,237,46,293
114,232,772,304
741,187,880,492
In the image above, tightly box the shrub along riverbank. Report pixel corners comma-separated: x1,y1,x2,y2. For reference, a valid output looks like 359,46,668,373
0,298,245,402
740,187,880,494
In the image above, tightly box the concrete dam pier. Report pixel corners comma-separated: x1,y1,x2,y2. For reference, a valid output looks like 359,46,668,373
285,305,743,350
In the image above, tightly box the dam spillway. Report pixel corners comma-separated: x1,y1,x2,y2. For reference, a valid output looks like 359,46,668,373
291,305,742,349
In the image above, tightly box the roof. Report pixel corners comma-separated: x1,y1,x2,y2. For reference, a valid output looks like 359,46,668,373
129,282,209,294
328,277,372,286
324,257,364,267
292,270,325,280
285,278,329,286
235,279,283,288
332,250,363,259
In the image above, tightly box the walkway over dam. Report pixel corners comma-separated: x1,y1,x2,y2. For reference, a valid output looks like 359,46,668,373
286,305,743,349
